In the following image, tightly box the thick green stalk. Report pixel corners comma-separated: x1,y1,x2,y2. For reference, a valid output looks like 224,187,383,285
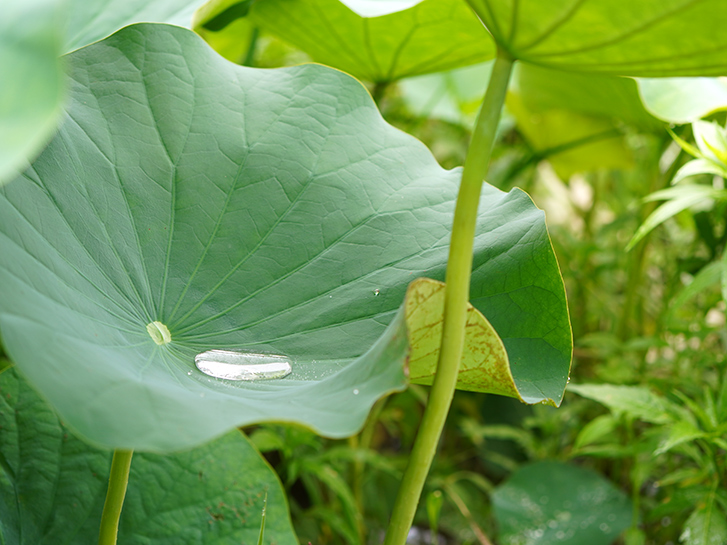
383,50,513,545
98,449,133,545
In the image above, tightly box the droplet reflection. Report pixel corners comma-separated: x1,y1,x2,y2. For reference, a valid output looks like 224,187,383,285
194,350,292,381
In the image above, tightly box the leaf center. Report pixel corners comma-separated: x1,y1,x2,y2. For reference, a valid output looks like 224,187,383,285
146,321,172,345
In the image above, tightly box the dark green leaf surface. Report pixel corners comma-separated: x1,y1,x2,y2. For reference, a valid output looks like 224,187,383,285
0,367,297,545
492,461,632,545
244,0,494,82
0,23,569,451
466,0,727,76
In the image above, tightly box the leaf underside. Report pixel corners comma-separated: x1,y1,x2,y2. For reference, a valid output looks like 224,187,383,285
467,0,727,76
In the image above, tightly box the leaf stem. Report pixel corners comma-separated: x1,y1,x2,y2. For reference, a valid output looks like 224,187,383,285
98,449,133,545
383,50,513,545
240,26,260,67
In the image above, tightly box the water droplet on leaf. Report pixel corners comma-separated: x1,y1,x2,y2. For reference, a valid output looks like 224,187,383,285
353,389,359,395
195,350,292,381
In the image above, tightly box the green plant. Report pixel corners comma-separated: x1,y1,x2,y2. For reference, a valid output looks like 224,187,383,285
3,0,727,544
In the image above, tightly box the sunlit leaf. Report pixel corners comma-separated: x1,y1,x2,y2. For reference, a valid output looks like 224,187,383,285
655,419,707,456
338,0,424,17
627,185,727,250
681,499,727,545
466,0,727,76
568,383,674,424
637,77,727,123
202,0,494,82
407,278,569,405
672,159,727,185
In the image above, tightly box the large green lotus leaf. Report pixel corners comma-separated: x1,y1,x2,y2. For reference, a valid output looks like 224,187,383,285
0,0,66,186
239,0,494,82
465,0,727,76
492,461,632,545
0,23,569,452
0,367,297,544
636,77,727,123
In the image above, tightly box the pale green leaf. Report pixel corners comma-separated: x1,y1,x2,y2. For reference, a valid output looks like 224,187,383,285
681,500,727,545
573,414,618,450
673,159,727,185
667,260,721,323
636,77,727,123
693,121,727,166
655,419,707,455
628,185,727,250
397,62,493,129
0,0,66,185
568,383,674,424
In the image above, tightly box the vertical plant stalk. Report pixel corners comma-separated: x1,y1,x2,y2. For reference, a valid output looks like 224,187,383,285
239,26,260,67
98,449,134,545
383,50,513,545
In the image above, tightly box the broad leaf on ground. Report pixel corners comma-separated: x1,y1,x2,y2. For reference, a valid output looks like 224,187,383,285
0,366,297,545
492,460,632,545
198,0,494,82
465,0,727,76
0,23,570,452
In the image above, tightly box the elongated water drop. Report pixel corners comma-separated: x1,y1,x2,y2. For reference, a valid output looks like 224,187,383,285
194,350,292,381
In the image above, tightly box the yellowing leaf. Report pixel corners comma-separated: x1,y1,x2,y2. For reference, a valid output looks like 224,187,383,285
406,278,518,401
